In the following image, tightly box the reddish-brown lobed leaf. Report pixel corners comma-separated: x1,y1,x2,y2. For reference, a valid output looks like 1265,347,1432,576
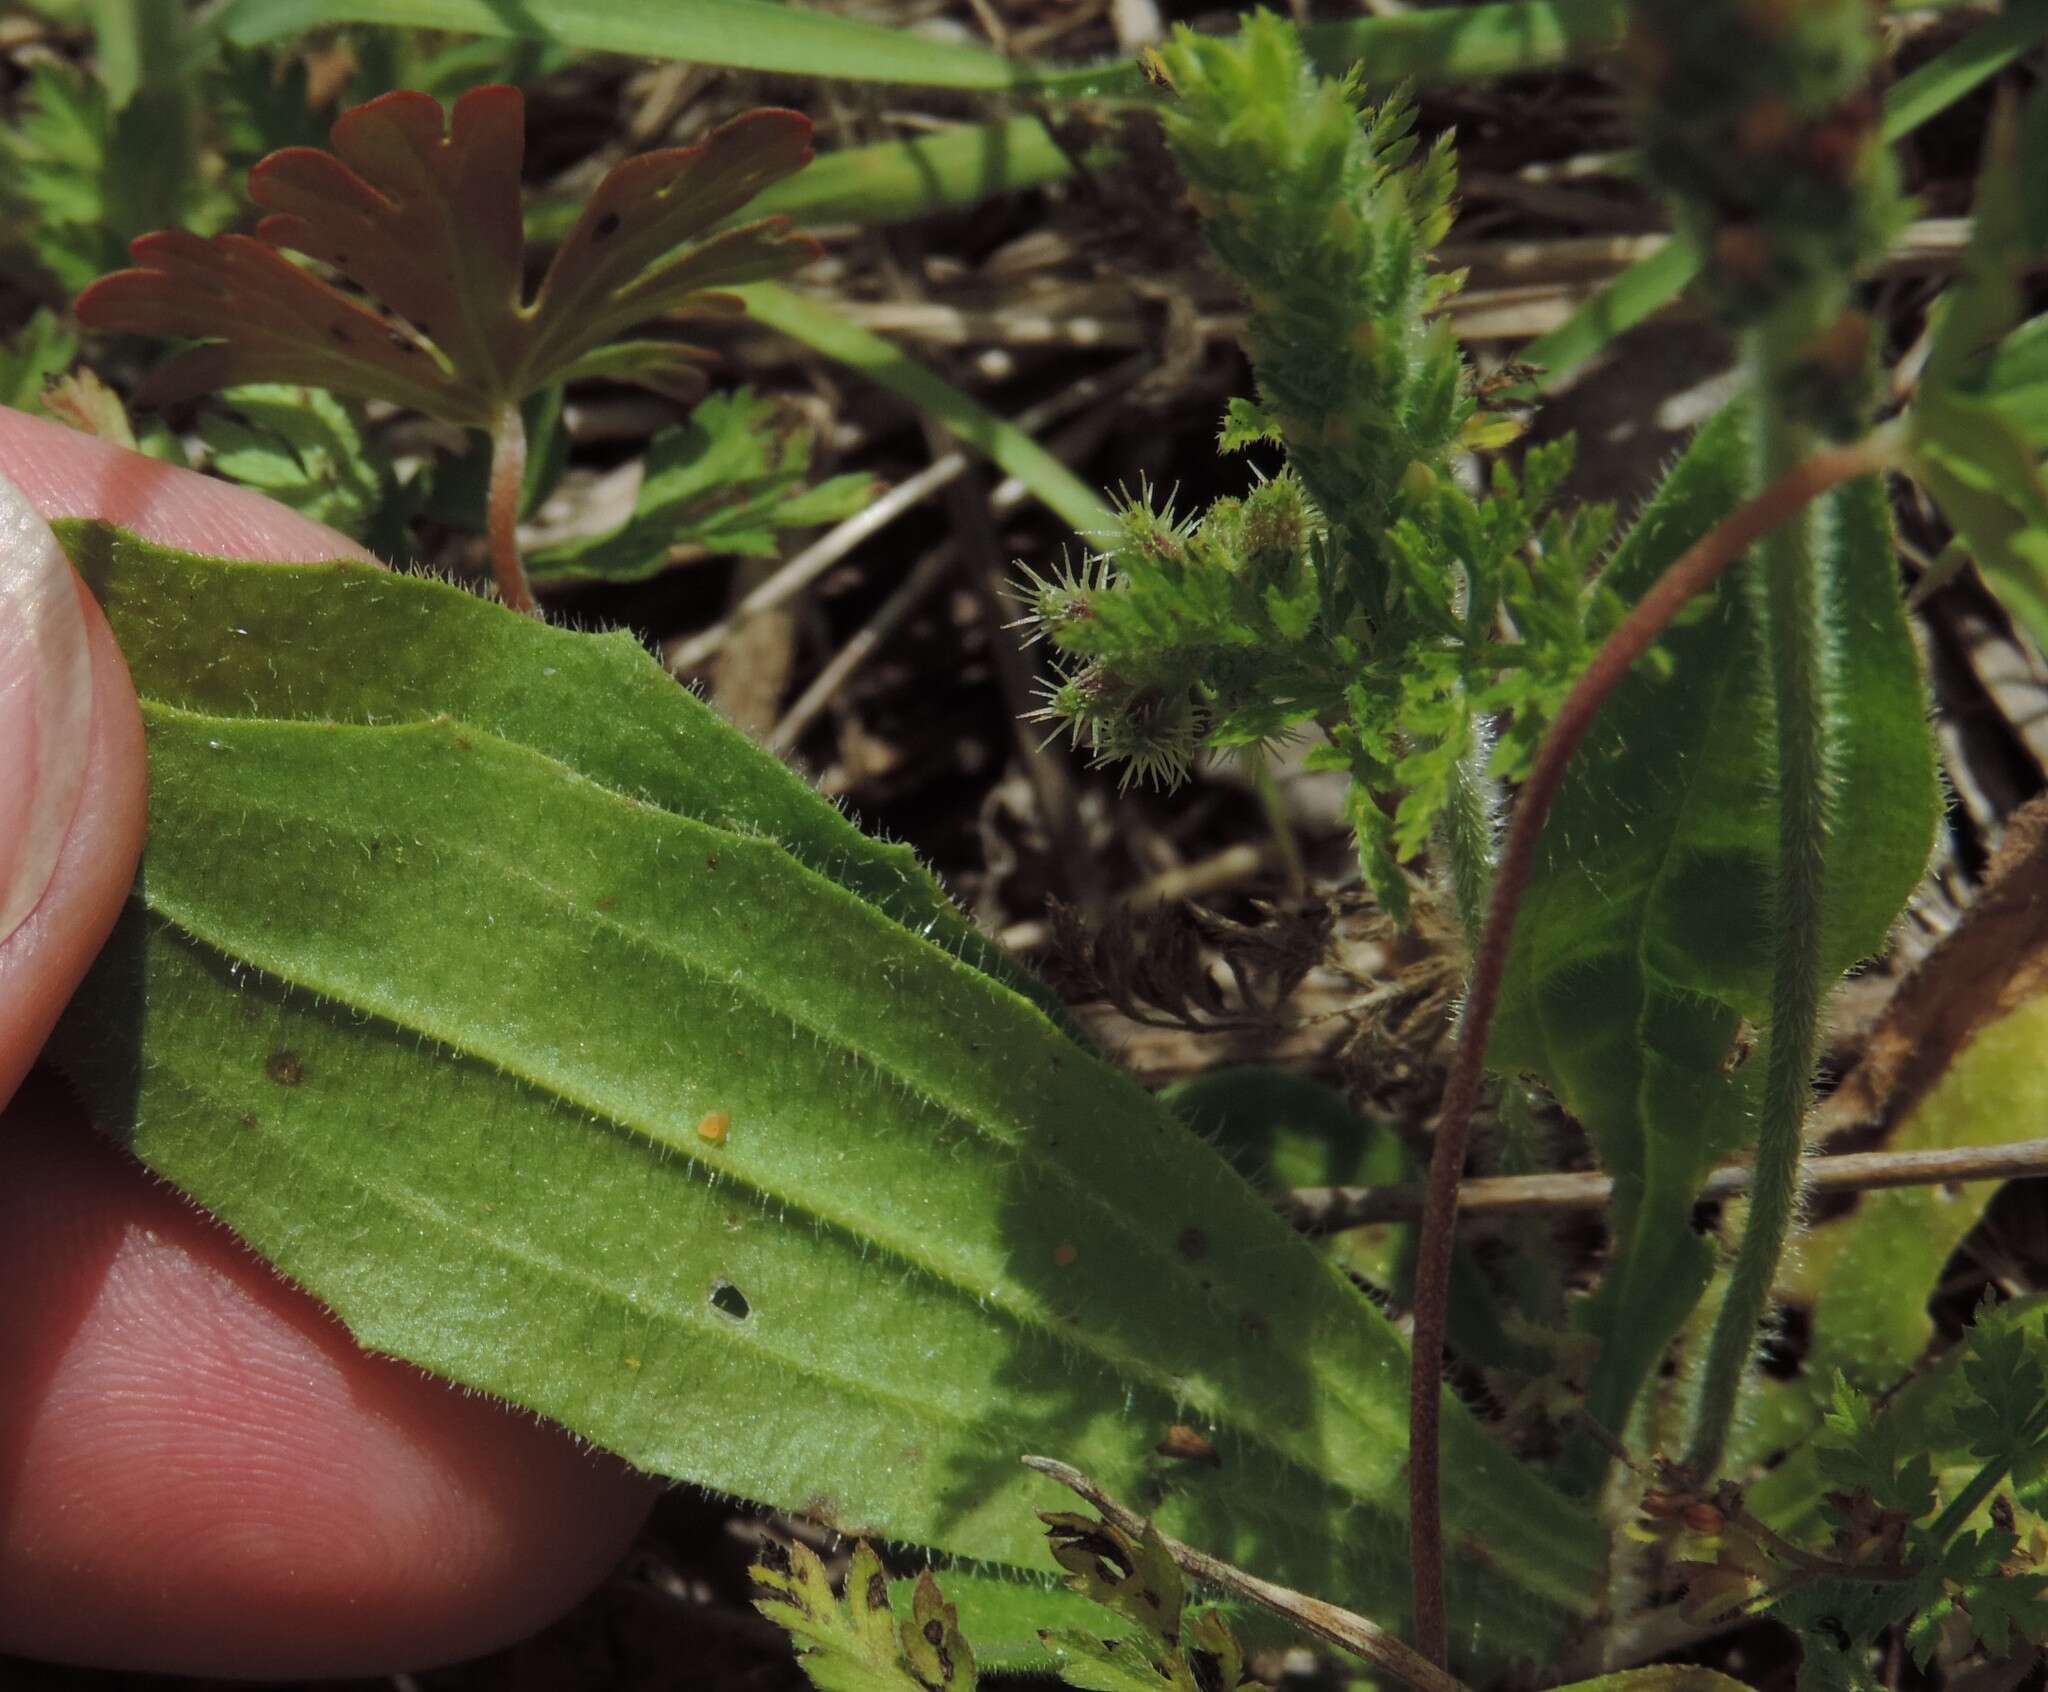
76,84,820,427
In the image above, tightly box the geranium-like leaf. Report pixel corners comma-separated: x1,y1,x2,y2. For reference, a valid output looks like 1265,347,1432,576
75,84,818,426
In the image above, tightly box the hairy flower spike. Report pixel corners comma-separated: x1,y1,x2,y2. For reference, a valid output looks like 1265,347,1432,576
1024,12,1621,913
1626,0,1906,342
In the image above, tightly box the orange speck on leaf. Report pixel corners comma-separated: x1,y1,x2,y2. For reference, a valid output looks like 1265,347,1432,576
697,1110,731,1146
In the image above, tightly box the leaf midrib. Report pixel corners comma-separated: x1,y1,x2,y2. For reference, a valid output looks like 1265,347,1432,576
137,711,1453,1532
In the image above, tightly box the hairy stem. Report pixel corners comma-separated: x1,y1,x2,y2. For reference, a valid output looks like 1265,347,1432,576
1405,424,1897,1667
1438,723,1500,949
1684,324,1842,1482
487,403,537,616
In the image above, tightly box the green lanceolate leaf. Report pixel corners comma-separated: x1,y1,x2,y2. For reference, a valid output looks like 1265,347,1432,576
56,520,1038,1016
51,529,1602,1666
1490,404,1939,1461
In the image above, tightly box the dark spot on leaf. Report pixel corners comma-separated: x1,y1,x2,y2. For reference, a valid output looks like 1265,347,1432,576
594,211,622,240
388,332,418,353
265,1050,304,1087
1177,1226,1207,1260
328,324,352,345
923,1618,944,1645
238,1112,257,1131
705,852,719,870
1240,1311,1270,1343
333,251,348,265
756,1538,792,1575
863,1569,889,1610
709,1280,750,1320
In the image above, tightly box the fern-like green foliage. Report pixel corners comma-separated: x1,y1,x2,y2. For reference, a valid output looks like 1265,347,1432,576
197,385,397,540
755,1509,1268,1692
1018,13,1617,917
0,59,223,296
0,307,79,411
1757,1304,2048,1691
754,1540,978,1691
531,388,875,585
1035,1510,1268,1692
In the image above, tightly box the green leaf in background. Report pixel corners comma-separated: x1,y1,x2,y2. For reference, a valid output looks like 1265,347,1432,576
736,282,1113,536
197,384,392,539
530,389,873,585
51,528,1604,1668
1736,824,2048,1466
1981,312,2048,450
754,1540,978,1691
1490,405,1939,1462
0,307,79,412
1908,90,2048,657
1550,1673,1758,1692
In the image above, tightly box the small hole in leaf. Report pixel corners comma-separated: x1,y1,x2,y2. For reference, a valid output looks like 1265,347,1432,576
594,211,622,240
709,1280,751,1320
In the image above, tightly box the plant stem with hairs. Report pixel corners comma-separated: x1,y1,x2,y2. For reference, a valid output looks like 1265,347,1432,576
1684,315,1845,1481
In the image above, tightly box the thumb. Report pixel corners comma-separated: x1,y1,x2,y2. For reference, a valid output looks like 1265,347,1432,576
0,402,373,1105
0,464,142,1109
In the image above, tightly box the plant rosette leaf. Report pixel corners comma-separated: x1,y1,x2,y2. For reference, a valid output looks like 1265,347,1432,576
74,83,818,424
1490,402,1940,1458
51,525,1605,1670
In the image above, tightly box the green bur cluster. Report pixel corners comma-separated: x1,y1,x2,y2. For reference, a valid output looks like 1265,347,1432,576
1017,13,1620,921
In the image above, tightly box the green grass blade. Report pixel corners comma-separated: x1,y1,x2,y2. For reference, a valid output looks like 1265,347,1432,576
213,0,1040,88
1882,0,2048,140
1517,236,1700,393
214,0,1632,98
735,282,1113,535
527,117,1093,248
51,533,1604,1669
1522,0,2048,392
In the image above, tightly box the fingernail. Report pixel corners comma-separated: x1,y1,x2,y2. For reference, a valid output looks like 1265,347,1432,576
0,465,93,943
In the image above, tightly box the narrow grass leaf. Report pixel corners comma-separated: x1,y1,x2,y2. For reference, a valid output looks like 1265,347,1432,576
212,0,1044,89
735,282,1113,535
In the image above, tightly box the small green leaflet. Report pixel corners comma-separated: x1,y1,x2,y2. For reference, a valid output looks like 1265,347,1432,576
1036,1510,1267,1692
754,1540,976,1691
530,389,873,585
